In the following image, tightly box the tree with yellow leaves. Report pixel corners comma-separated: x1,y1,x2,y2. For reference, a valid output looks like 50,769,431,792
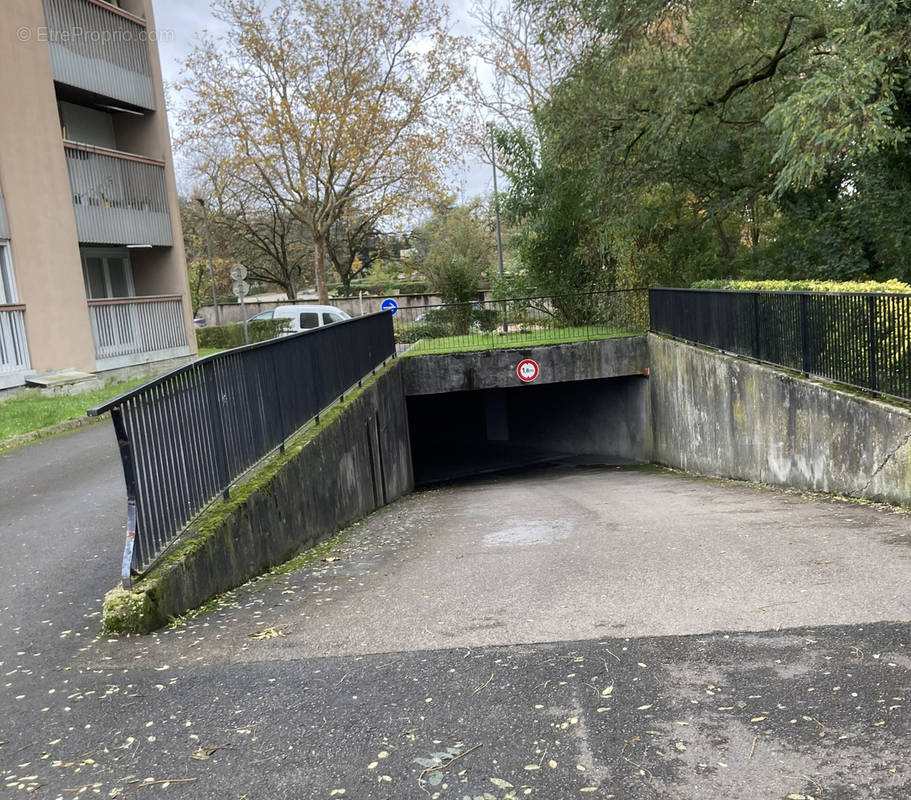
179,0,470,304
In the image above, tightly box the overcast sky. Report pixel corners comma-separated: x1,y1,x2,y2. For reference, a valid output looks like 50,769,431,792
150,0,492,204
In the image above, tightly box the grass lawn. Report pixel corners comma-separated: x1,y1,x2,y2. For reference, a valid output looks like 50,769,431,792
197,348,224,358
0,349,227,447
401,326,642,356
0,377,149,444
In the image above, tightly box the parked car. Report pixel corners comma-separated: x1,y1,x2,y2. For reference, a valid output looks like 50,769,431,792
249,304,351,334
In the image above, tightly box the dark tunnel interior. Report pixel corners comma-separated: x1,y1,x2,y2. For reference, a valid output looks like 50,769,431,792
405,375,648,485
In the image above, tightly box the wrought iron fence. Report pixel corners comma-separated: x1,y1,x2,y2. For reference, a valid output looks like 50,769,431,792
89,311,395,583
650,288,911,402
393,289,649,354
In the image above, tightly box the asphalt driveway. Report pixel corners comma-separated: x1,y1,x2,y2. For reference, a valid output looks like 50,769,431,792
1,453,909,798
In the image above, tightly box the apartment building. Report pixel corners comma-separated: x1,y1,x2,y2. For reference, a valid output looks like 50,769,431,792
0,0,196,389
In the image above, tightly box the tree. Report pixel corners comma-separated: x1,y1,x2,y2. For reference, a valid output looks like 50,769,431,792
467,0,589,137
418,204,494,303
178,0,469,305
179,197,232,314
504,0,911,286
326,210,385,295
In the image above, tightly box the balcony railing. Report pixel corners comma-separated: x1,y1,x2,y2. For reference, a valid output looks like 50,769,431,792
88,295,189,369
65,142,172,246
42,0,155,110
0,305,30,376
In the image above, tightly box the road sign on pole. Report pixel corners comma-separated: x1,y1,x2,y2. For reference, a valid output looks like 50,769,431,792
381,298,399,315
230,272,250,345
517,358,539,383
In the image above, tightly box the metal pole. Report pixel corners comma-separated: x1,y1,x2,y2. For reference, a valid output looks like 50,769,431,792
489,124,505,281
488,123,507,333
110,405,138,588
240,285,249,345
197,197,221,326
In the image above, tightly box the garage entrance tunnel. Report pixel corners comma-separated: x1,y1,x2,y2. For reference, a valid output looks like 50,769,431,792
405,375,649,485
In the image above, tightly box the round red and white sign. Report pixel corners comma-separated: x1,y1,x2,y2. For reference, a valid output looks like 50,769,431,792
517,358,540,383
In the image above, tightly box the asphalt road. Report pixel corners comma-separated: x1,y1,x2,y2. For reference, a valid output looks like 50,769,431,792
1,445,909,799
0,422,124,657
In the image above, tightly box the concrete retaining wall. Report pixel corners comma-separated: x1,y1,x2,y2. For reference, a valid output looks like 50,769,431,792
104,363,413,632
649,334,911,505
402,337,649,396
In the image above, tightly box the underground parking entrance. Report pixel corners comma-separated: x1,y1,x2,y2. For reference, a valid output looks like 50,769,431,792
401,339,651,485
406,376,650,484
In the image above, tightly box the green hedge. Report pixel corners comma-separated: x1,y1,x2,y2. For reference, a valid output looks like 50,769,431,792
689,278,911,399
691,278,911,293
195,319,289,349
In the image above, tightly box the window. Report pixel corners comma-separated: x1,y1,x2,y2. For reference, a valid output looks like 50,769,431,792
299,312,319,329
82,250,134,299
323,312,345,325
0,242,16,305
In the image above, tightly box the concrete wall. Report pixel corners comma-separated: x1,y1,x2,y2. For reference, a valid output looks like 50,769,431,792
403,337,649,396
105,363,413,632
508,376,649,460
649,334,911,506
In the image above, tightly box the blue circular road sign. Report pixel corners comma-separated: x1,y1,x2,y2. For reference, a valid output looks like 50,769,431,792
381,298,399,315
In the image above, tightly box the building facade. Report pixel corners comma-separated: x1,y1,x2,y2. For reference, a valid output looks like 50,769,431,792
0,0,196,389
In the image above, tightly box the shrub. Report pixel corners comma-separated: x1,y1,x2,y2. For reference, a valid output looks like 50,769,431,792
691,278,911,293
196,319,289,349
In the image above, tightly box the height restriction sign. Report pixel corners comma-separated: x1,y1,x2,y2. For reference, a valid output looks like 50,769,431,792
517,358,539,382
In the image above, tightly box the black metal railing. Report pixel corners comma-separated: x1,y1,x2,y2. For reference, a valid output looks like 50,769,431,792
89,312,395,582
650,288,911,402
393,289,649,354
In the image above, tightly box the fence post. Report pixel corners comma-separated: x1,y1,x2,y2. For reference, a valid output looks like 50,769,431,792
800,293,810,375
868,295,878,392
202,359,231,501
752,292,761,361
110,405,138,589
270,347,287,453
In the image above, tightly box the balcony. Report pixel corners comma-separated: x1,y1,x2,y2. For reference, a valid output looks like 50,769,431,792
42,0,155,111
0,305,32,388
88,295,189,370
64,142,173,246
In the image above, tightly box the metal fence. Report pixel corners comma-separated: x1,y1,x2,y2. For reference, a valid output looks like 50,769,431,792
88,295,187,361
650,288,911,402
393,289,649,354
43,0,156,110
89,311,395,583
0,305,30,374
65,143,173,246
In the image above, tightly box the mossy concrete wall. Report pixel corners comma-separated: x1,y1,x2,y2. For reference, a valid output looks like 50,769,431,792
649,334,911,505
105,363,413,633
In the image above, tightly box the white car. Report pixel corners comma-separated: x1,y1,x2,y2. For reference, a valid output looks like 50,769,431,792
249,304,351,334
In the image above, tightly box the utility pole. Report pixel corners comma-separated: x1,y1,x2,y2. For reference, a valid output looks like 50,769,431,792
488,122,505,280
488,122,507,332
